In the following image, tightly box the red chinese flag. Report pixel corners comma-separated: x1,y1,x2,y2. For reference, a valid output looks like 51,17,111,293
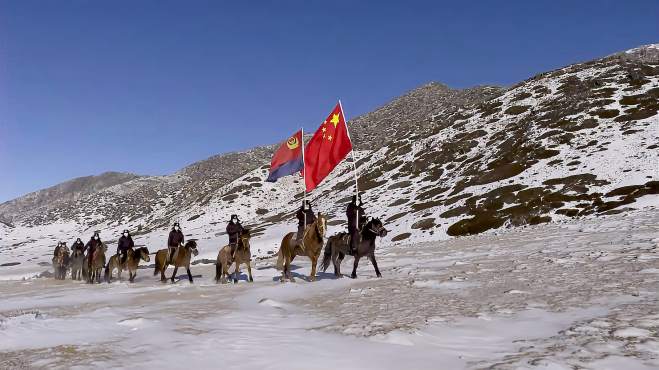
304,102,353,192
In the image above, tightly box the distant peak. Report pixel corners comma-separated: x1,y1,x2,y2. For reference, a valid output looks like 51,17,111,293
625,43,659,53
614,43,659,63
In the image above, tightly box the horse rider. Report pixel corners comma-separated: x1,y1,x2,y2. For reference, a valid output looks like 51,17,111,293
296,200,316,247
71,238,85,254
346,194,366,255
53,241,63,257
226,214,244,256
167,222,184,264
84,231,102,270
117,229,135,265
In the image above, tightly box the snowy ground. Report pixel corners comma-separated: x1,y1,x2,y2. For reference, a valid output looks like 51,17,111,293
1,207,658,369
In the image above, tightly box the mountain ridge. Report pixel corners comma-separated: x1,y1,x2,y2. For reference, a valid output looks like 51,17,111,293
0,44,656,281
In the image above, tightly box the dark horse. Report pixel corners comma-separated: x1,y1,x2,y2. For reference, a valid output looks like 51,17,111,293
70,247,85,281
320,218,387,279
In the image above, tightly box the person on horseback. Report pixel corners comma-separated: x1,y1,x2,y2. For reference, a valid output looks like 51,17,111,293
117,229,135,265
226,214,244,256
84,231,102,271
346,194,366,255
71,238,85,254
295,200,316,246
53,242,63,257
167,222,184,264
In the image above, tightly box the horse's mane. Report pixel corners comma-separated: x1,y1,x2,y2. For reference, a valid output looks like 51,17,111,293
184,240,197,248
133,247,148,256
311,214,326,243
312,213,324,224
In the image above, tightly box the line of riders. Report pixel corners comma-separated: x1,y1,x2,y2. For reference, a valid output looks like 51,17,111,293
52,194,385,283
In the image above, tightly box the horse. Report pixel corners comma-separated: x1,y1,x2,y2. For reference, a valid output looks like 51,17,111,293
154,240,198,283
87,243,107,284
70,247,85,280
52,244,70,280
320,218,387,279
105,247,150,283
276,213,327,282
215,229,253,284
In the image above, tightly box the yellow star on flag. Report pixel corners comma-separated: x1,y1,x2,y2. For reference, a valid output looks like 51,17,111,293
328,135,333,141
330,113,340,127
322,126,327,133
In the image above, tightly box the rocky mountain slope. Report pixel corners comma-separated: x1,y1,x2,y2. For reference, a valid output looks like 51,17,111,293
0,82,500,229
0,172,140,226
1,44,657,278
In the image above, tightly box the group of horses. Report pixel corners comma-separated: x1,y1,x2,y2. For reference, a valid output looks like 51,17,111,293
52,243,152,284
50,213,388,285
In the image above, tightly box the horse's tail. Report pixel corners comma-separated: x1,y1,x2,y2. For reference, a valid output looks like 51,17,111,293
215,262,221,283
104,263,110,283
276,247,284,271
320,237,333,272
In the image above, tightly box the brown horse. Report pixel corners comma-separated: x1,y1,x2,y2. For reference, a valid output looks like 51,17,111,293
154,240,198,283
276,213,327,282
215,229,253,284
87,243,107,284
320,218,387,279
52,243,70,280
105,247,150,283
70,247,85,281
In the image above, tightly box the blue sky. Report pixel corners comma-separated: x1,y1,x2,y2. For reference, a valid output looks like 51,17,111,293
1,0,657,202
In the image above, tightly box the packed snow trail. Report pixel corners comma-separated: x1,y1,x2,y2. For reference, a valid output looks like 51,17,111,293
1,207,658,369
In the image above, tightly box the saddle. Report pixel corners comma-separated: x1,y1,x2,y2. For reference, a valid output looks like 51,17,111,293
293,226,312,252
342,233,360,256
167,246,180,264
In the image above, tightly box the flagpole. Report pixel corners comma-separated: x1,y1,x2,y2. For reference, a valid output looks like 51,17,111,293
301,127,306,205
338,99,359,196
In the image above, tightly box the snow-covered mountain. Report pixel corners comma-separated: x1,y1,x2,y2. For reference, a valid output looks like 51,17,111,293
1,44,657,278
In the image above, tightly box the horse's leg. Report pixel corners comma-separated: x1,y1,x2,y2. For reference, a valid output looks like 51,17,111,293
160,262,168,282
171,266,178,283
186,266,193,283
351,256,361,279
222,262,228,284
281,249,289,282
369,252,382,278
246,260,254,282
332,248,340,278
309,256,317,282
233,262,240,284
286,253,295,282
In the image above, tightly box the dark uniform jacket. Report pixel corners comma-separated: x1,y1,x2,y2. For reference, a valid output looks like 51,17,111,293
226,222,244,244
296,207,316,228
85,238,102,253
117,235,135,253
168,229,184,248
346,203,365,232
72,241,85,252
